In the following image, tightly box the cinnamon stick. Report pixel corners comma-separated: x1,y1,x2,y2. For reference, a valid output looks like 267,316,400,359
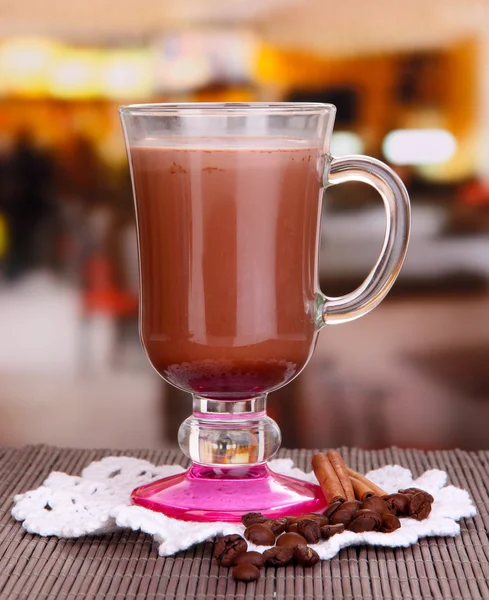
349,475,376,501
326,450,355,501
346,466,386,497
312,453,346,503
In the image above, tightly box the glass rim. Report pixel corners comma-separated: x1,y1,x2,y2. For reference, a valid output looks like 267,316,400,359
119,102,336,117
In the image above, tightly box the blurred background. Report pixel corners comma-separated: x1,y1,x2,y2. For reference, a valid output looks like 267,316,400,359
0,0,489,451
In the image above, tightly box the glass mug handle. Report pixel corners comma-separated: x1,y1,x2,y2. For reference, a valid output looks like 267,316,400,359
321,155,411,324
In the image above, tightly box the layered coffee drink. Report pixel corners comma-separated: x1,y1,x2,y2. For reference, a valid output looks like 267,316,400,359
129,139,324,398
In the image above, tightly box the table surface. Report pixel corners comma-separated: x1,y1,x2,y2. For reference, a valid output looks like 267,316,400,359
0,445,488,600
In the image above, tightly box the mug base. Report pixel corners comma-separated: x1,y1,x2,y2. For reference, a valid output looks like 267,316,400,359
131,463,327,522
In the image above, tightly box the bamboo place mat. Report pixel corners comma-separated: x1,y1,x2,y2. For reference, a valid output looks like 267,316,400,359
0,446,488,600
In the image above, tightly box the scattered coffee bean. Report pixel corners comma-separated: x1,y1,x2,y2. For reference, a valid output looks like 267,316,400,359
329,501,362,526
408,492,432,520
381,513,401,533
276,532,308,548
398,487,418,495
296,519,321,544
287,523,299,533
320,524,345,540
399,488,434,503
323,501,343,519
263,546,295,567
214,535,248,567
361,495,389,515
383,493,410,516
241,512,269,527
233,551,265,568
244,523,276,546
288,514,315,524
264,518,289,536
287,516,302,525
347,509,382,533
232,563,260,582
294,544,320,567
304,514,329,527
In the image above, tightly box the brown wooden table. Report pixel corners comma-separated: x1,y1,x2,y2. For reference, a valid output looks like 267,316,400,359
1,445,488,599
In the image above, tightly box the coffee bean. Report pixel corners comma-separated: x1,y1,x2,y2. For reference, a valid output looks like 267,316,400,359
323,501,343,519
320,524,345,540
304,514,329,527
383,493,410,516
264,518,289,536
329,501,362,526
244,523,276,546
296,519,321,544
287,523,299,533
347,509,382,533
214,534,247,567
232,563,260,582
263,546,295,566
241,512,269,527
233,551,265,568
289,513,328,526
287,516,303,525
294,544,320,567
408,492,432,520
288,515,312,524
276,532,308,548
361,495,389,515
381,513,401,533
399,488,434,503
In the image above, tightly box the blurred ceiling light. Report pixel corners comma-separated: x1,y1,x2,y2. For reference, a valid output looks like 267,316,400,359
331,132,364,156
382,129,457,165
102,50,154,99
0,38,59,96
49,49,100,99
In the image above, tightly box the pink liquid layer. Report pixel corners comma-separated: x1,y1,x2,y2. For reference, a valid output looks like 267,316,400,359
131,464,327,522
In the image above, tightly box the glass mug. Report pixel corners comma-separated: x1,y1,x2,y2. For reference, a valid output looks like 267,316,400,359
120,103,410,521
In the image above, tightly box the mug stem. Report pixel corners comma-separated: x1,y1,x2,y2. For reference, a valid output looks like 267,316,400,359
131,393,326,521
178,395,281,467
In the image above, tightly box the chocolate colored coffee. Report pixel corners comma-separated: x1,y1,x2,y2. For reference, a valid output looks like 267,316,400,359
130,141,323,398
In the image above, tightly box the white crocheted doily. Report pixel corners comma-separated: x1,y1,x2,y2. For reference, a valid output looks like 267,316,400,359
11,457,476,559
